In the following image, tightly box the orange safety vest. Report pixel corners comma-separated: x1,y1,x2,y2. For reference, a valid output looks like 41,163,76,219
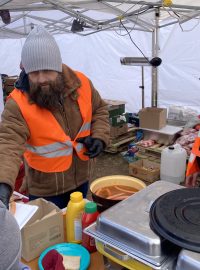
186,136,200,176
9,71,92,173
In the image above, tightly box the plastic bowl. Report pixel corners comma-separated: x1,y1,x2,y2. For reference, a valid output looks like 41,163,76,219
90,175,146,212
38,243,90,270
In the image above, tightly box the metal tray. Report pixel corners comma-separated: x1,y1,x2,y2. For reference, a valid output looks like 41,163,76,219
85,181,182,269
86,223,179,269
176,250,200,270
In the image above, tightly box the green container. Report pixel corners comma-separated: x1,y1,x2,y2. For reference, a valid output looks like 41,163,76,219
108,104,125,118
109,113,129,127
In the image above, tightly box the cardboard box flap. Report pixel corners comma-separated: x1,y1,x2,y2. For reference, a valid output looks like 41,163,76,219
139,107,165,114
41,209,57,220
25,198,60,226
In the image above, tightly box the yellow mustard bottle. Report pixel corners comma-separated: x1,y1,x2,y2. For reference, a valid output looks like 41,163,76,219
66,191,86,243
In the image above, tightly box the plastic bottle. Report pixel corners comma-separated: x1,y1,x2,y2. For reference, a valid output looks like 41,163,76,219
66,191,85,243
82,202,99,252
160,144,187,184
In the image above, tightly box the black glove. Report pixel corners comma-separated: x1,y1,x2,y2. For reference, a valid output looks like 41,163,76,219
0,183,12,209
76,136,105,158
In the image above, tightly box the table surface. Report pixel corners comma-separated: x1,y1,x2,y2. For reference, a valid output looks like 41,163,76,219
22,251,105,270
141,125,183,135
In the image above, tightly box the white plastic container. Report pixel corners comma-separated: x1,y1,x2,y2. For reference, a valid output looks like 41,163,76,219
160,144,187,184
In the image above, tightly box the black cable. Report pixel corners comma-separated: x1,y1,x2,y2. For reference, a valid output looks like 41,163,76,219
113,4,153,37
119,19,162,67
128,6,153,16
121,1,153,17
119,19,150,63
114,21,137,36
172,10,180,18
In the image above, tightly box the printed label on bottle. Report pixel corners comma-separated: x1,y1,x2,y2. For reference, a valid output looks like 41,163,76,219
74,218,82,241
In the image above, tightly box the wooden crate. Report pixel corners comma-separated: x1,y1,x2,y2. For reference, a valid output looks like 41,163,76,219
105,127,138,153
136,143,166,158
110,124,128,138
4,76,18,95
129,159,160,183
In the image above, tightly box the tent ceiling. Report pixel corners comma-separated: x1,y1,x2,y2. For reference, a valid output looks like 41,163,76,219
0,0,200,38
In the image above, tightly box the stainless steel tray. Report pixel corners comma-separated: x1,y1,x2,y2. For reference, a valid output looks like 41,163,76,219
85,181,182,269
86,222,179,269
176,250,200,270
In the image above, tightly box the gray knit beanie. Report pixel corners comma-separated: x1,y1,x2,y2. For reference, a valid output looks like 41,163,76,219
0,201,21,270
21,25,62,74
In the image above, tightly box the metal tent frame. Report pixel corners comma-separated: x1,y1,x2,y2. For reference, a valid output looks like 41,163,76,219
0,0,199,106
0,1,199,38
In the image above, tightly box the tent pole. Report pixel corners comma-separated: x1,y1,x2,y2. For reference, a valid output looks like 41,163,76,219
23,11,27,35
140,66,145,108
151,7,159,107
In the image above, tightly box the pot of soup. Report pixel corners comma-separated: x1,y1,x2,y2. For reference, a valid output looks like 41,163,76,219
90,175,146,212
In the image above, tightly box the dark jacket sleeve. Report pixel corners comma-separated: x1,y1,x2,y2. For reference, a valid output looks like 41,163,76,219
90,81,110,146
0,98,30,190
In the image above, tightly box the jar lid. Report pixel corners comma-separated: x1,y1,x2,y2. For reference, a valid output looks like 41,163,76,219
70,191,83,202
85,202,97,213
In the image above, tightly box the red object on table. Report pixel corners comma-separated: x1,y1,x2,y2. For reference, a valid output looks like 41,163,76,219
42,249,65,270
82,202,99,253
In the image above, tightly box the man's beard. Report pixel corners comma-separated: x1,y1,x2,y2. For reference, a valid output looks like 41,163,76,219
28,73,65,111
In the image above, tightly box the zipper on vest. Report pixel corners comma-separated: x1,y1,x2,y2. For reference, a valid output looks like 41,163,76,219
62,171,65,194
58,100,72,137
55,172,59,196
74,155,78,187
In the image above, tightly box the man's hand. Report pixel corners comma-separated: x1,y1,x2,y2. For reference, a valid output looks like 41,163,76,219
76,136,105,158
0,183,12,209
185,172,199,187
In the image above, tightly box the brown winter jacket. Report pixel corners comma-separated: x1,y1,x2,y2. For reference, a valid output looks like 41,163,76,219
0,64,110,196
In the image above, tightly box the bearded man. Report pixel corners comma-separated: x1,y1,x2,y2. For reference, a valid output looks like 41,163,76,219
0,25,110,209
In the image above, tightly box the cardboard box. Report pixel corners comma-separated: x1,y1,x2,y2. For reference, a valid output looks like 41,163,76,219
4,76,18,87
4,76,18,95
104,99,126,118
110,123,128,138
21,198,64,262
129,159,160,183
139,107,167,130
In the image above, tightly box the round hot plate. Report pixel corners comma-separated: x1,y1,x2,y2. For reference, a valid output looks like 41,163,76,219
150,188,200,252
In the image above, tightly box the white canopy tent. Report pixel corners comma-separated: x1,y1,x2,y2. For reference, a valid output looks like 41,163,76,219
0,0,200,114
0,1,199,37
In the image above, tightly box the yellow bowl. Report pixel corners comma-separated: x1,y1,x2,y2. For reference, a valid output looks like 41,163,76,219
90,175,146,212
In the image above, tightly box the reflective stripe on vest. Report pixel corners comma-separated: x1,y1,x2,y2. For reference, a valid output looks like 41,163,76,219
10,71,92,172
186,137,200,176
79,122,91,133
26,141,73,157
